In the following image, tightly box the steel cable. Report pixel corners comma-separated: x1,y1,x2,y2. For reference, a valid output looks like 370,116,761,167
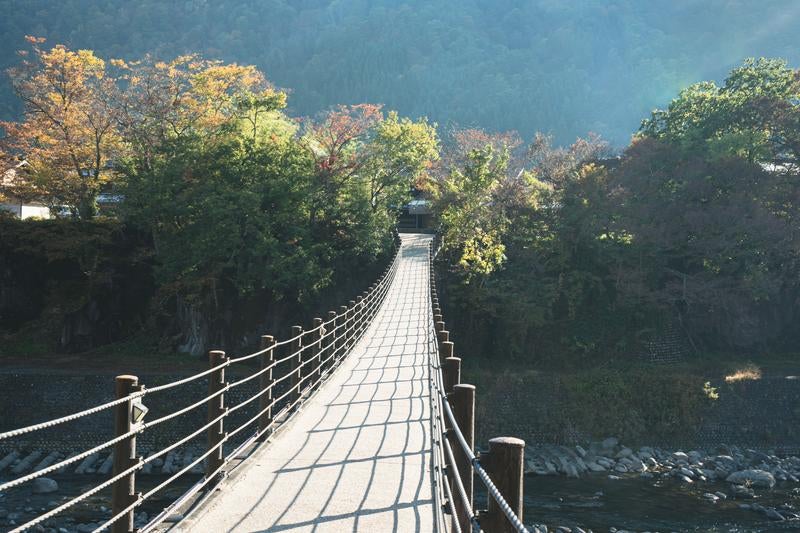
6,245,402,532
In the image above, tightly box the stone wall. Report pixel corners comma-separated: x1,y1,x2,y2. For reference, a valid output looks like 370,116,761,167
0,371,293,455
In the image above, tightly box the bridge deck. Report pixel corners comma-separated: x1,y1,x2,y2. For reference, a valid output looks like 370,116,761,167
183,234,437,532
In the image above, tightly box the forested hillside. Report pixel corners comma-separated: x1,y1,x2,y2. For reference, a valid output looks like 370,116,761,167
1,0,799,145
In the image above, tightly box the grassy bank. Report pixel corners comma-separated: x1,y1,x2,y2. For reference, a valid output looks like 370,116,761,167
464,354,800,448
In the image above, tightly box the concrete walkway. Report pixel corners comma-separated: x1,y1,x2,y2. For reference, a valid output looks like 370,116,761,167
183,234,437,532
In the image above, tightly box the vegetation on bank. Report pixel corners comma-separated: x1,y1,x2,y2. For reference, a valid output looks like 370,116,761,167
433,58,800,366
1,38,799,376
0,40,438,356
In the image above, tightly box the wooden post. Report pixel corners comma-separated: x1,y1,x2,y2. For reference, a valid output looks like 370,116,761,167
111,375,139,533
206,351,227,480
347,300,356,349
435,320,446,333
482,437,525,533
355,296,364,338
290,326,302,406
336,305,347,363
312,318,323,390
361,290,369,330
451,384,475,533
325,311,336,373
434,313,443,325
438,330,450,356
443,357,461,394
258,335,275,440
440,341,454,366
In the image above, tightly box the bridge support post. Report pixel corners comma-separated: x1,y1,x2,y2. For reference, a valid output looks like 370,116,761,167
438,332,450,362
355,296,364,339
290,326,303,408
443,356,461,394
361,291,369,332
482,437,525,533
336,306,347,365
451,384,475,533
312,318,323,391
206,350,228,482
111,375,140,533
326,311,337,373
347,300,356,350
258,336,275,440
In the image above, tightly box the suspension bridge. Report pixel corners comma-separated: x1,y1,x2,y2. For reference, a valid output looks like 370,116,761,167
0,234,529,533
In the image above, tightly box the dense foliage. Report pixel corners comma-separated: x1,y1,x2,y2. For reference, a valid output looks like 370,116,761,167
0,42,438,355
0,1,799,145
433,59,800,364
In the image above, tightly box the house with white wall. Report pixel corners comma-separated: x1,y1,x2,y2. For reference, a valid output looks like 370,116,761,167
0,161,50,219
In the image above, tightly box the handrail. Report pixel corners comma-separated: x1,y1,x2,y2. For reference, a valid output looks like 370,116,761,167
1,236,401,533
427,238,529,533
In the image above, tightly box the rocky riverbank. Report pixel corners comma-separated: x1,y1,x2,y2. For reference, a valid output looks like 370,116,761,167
524,438,800,532
0,447,202,532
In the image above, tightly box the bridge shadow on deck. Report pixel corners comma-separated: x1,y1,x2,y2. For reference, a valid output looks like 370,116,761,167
206,235,436,533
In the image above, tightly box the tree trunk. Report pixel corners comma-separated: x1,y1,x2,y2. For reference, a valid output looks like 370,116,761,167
78,190,99,220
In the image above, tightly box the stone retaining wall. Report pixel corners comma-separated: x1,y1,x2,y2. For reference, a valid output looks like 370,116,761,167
0,371,292,454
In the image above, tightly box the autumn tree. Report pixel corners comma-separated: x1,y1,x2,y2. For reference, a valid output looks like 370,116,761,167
114,55,287,171
1,37,122,218
301,104,438,257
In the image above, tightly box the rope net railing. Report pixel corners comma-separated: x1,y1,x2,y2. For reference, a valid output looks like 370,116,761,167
0,239,401,533
427,237,530,533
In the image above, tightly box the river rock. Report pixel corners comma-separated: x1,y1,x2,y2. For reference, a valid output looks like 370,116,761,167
575,445,587,457
596,457,614,468
713,455,737,471
601,438,618,450
672,452,689,463
31,478,58,494
615,447,633,459
765,508,786,521
726,469,776,488
731,485,755,498
688,450,704,463
586,461,606,472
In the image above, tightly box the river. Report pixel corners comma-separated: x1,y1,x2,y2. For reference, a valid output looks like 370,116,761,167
518,474,800,532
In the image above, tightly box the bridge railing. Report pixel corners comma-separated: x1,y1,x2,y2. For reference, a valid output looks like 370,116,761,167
0,240,402,533
428,241,530,533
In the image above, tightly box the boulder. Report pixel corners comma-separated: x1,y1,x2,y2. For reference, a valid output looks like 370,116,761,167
615,448,633,459
31,478,59,494
726,469,776,489
731,485,755,498
765,508,785,521
586,461,606,472
672,452,689,463
601,437,618,450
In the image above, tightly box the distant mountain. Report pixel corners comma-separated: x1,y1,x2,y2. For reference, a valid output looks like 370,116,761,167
1,0,798,145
